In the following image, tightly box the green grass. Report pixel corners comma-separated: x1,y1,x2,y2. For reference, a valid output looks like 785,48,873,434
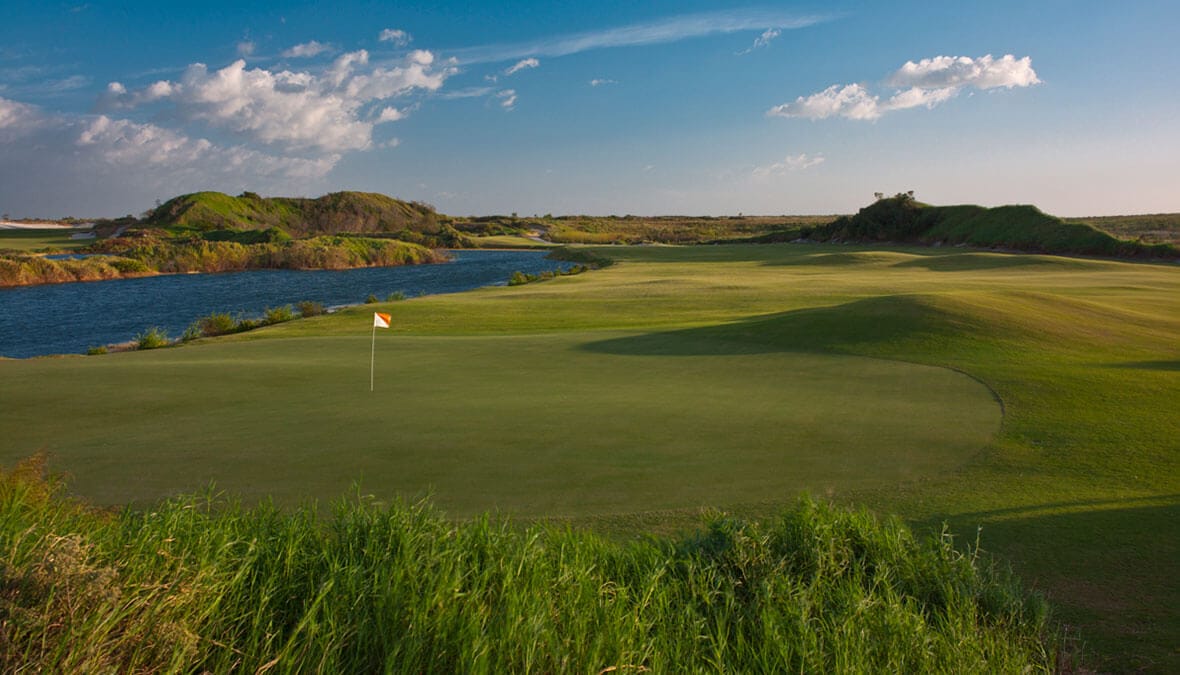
0,460,1056,673
2,243,1178,670
0,228,92,252
467,234,556,248
0,334,997,512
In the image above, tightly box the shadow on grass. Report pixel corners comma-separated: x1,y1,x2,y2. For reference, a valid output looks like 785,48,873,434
1102,360,1180,371
918,494,1180,524
917,499,1180,673
581,295,968,357
890,252,1098,272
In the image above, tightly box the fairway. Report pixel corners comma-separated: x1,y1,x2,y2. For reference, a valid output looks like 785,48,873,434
3,243,1178,670
1,333,997,514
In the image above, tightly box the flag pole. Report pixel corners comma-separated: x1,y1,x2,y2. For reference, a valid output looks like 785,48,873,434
370,321,376,392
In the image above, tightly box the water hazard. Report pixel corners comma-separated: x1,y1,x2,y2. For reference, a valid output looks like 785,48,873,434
1,250,570,358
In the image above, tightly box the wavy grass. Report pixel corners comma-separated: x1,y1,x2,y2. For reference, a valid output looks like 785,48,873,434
0,457,1057,673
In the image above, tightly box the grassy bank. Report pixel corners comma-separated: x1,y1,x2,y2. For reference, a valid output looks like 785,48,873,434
2,243,1177,670
0,458,1056,673
0,235,445,287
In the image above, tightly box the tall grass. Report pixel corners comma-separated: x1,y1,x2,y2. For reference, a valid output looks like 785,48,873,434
0,457,1058,673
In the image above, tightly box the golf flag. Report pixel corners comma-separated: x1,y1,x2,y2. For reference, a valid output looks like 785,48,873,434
370,312,392,391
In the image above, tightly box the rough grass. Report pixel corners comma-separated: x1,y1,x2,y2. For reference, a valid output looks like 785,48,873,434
0,228,93,252
1068,212,1180,245
2,243,1177,670
0,457,1057,673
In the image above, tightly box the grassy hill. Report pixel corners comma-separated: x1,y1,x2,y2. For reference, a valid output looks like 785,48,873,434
145,191,467,247
804,193,1179,259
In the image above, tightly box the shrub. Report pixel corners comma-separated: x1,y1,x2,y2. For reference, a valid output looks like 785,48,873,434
386,291,407,302
86,346,108,355
193,312,238,337
264,305,295,324
134,327,170,350
364,294,379,304
297,300,325,318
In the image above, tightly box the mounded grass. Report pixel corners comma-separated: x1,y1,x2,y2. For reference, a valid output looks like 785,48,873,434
2,243,1178,670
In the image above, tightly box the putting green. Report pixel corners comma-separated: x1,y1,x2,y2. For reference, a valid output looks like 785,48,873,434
1,331,999,515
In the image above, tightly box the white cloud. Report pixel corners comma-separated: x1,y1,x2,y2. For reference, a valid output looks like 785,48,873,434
450,9,836,64
505,58,539,75
738,28,781,54
769,54,1039,121
889,54,1040,90
883,86,958,112
282,40,331,58
236,41,256,57
497,89,517,110
0,97,338,215
440,86,495,99
376,106,404,123
590,78,616,87
752,152,825,178
378,29,410,46
768,83,881,120
103,50,452,152
73,115,337,178
0,96,44,134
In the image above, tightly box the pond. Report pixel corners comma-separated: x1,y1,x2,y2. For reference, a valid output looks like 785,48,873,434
0,250,570,358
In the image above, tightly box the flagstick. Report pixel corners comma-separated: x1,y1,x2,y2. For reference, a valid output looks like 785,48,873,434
370,322,376,392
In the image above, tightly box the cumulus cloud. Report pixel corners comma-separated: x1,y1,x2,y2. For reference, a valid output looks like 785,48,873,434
0,96,338,215
379,28,410,46
0,96,44,134
282,40,331,58
505,58,539,75
768,54,1039,121
889,54,1040,90
376,106,404,123
752,152,825,178
101,50,452,152
768,84,881,120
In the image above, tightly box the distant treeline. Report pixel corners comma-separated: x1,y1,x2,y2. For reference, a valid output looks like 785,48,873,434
0,235,446,287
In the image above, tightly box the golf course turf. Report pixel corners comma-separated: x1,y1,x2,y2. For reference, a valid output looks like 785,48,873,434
2,243,1178,671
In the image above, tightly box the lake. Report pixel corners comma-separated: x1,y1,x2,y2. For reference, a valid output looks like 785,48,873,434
0,250,570,358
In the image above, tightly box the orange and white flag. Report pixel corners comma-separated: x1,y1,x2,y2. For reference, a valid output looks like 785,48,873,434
373,312,392,329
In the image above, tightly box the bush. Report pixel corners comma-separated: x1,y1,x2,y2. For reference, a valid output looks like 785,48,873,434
364,294,378,304
386,291,407,302
264,305,295,324
135,327,170,350
192,312,238,337
86,346,108,355
297,300,325,318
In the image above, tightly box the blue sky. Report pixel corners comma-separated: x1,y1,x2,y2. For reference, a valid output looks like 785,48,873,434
1,1,1177,218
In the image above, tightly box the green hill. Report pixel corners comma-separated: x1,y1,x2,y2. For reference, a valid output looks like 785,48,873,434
145,191,467,247
806,193,1178,259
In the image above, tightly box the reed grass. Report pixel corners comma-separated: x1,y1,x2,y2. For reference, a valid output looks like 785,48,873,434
0,457,1056,673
